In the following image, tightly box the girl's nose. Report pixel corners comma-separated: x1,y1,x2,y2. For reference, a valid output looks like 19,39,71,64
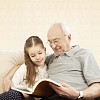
36,55,40,60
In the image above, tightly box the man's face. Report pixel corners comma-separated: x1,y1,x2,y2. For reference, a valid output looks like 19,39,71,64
47,24,71,56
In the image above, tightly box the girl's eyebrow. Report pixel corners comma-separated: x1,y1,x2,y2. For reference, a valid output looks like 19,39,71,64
38,50,42,52
30,53,35,56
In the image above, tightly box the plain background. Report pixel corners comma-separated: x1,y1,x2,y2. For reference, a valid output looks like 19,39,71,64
0,0,100,66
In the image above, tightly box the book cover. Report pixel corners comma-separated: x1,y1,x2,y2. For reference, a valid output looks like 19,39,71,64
11,79,61,97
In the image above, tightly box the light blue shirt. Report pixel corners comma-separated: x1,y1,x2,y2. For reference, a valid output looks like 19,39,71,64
47,45,100,90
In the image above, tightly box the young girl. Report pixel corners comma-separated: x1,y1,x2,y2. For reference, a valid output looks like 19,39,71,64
0,36,47,100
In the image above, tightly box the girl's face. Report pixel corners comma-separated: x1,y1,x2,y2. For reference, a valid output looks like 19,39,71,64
28,45,46,66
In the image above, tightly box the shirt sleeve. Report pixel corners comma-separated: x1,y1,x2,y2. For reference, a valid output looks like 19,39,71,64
83,51,100,85
12,63,26,86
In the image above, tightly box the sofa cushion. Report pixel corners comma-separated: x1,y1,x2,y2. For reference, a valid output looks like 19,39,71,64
0,50,24,93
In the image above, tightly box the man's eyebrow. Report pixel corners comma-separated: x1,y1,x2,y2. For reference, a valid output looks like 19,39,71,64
48,38,60,41
53,38,60,40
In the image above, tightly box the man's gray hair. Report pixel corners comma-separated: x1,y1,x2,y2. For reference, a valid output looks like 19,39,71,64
60,23,70,35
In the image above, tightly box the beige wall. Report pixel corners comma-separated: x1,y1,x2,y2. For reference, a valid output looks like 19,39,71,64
0,0,100,65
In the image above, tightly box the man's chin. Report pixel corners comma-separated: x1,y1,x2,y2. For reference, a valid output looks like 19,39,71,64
55,51,62,56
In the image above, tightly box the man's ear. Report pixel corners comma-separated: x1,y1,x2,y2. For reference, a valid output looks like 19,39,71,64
68,34,71,40
44,47,46,51
65,34,71,40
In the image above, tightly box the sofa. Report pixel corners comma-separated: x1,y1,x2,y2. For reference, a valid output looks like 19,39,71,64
0,50,24,93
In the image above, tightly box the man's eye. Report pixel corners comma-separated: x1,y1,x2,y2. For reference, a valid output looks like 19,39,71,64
38,52,42,54
54,39,59,42
55,40,58,42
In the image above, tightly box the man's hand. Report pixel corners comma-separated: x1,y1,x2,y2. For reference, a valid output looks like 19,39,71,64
49,82,79,100
3,77,12,92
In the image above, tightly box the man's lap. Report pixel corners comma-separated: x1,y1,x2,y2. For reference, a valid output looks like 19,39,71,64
41,94,72,100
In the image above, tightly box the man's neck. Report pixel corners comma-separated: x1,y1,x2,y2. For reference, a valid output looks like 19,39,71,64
65,45,72,52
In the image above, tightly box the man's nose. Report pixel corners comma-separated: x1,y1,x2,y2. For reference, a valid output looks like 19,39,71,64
50,43,56,48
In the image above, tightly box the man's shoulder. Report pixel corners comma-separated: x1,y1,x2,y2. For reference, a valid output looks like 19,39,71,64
79,48,92,53
47,53,54,57
76,47,93,57
45,54,55,66
72,45,92,56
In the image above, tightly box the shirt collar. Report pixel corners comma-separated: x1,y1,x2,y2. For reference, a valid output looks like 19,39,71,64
54,45,80,58
64,45,80,57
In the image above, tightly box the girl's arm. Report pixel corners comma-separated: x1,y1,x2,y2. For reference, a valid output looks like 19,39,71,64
3,64,26,92
3,66,20,92
11,64,26,87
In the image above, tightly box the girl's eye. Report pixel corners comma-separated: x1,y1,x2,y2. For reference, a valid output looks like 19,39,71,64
31,55,35,57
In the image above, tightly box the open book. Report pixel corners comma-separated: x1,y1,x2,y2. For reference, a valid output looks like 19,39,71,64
11,79,62,97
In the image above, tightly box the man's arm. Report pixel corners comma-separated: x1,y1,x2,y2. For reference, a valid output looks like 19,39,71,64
3,66,20,92
49,82,100,100
83,82,100,99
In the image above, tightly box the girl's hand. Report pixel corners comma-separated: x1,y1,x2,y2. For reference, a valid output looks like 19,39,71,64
49,82,79,100
22,93,30,98
3,77,12,92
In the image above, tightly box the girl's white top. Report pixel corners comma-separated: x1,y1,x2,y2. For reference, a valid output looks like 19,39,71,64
12,63,48,91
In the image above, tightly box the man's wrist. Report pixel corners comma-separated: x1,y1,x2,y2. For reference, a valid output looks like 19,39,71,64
77,91,84,100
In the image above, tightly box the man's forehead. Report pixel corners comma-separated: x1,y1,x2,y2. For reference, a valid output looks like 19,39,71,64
47,27,63,40
48,24,62,34
47,31,62,41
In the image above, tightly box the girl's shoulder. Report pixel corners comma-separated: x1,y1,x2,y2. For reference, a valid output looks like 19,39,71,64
17,63,27,71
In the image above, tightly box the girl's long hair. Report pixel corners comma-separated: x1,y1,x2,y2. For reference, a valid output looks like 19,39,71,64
24,36,44,87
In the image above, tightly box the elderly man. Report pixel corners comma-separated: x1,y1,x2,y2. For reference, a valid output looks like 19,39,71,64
3,23,100,100
44,23,100,100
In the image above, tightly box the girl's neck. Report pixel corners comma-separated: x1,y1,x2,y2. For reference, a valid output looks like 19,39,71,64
38,64,45,69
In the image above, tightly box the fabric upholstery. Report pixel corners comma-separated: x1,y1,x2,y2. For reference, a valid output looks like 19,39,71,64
0,50,24,93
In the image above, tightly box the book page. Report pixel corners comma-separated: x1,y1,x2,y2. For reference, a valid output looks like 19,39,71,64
11,79,62,97
30,79,61,97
